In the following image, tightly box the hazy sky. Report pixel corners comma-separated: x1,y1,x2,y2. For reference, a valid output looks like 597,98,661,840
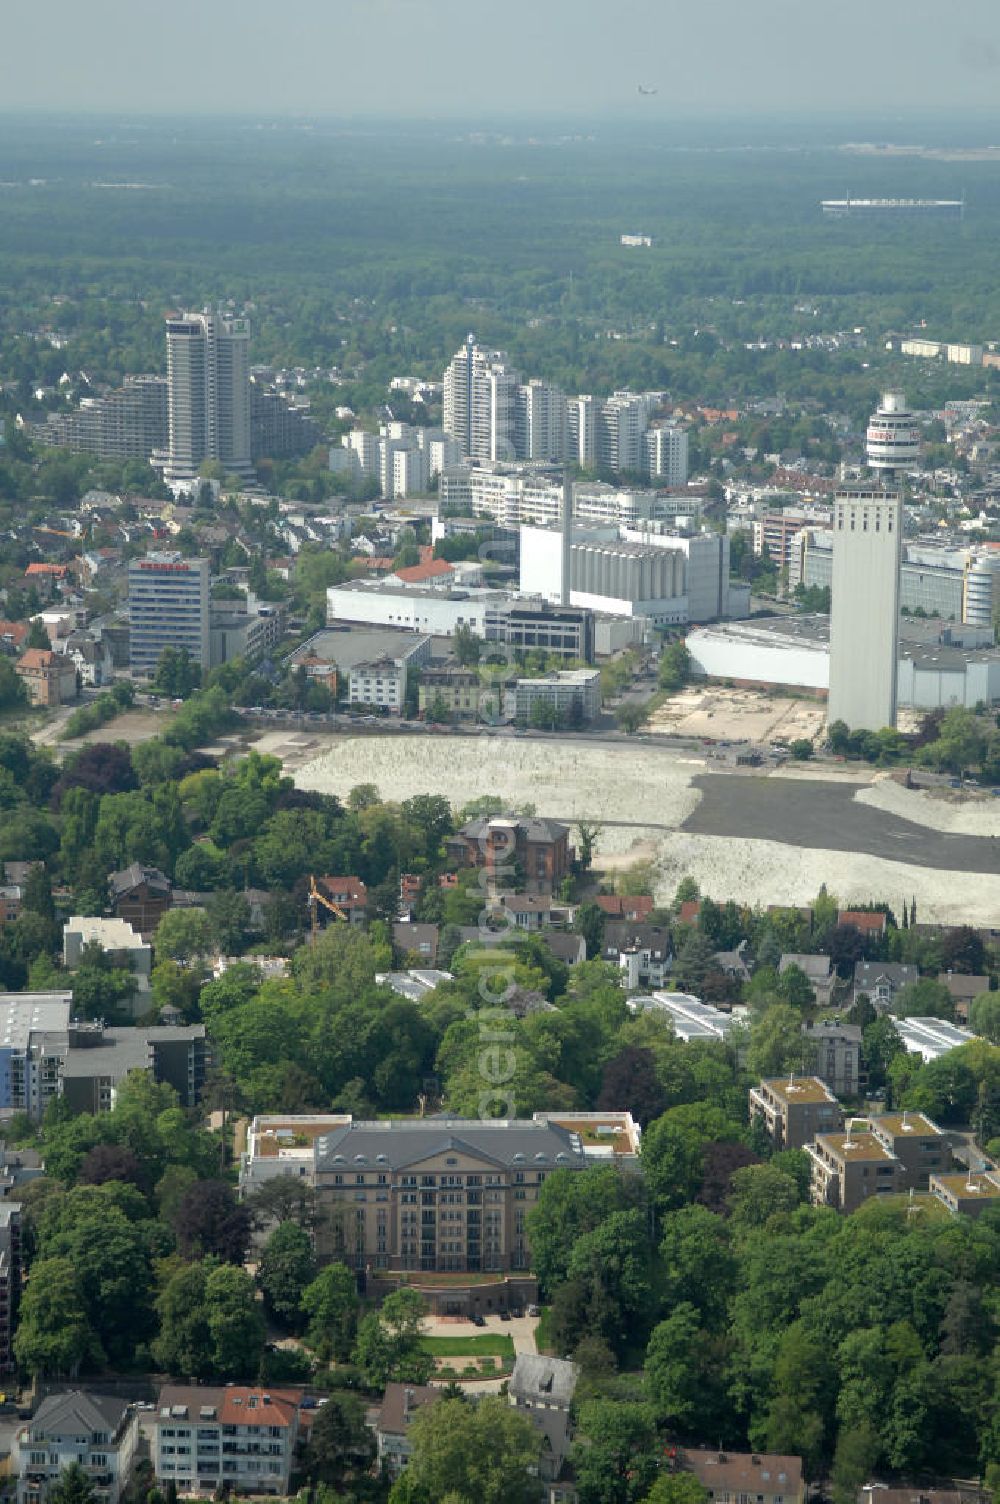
4,0,1000,118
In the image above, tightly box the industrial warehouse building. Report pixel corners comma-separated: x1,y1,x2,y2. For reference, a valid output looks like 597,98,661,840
686,613,1000,711
518,523,748,626
789,528,1000,629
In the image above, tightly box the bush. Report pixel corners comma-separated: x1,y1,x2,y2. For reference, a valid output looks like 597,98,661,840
60,689,130,741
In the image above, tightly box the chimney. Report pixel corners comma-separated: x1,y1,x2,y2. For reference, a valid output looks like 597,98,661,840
404,1388,414,1415
560,473,572,607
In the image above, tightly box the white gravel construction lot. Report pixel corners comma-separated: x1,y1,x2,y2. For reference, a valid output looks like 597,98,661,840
294,734,1000,924
295,734,703,829
653,831,1000,927
856,776,1000,837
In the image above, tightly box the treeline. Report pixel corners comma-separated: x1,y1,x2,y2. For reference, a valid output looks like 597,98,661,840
527,1152,1000,1502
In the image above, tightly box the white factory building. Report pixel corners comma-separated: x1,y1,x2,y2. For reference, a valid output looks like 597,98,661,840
687,614,1000,713
519,522,747,626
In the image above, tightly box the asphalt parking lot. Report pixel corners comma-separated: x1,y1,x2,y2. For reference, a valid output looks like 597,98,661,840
684,773,1000,874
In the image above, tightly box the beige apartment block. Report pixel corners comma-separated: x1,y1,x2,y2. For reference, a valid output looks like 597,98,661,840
749,1076,844,1151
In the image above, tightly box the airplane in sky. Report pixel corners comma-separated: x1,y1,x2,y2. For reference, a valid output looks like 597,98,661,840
637,84,658,96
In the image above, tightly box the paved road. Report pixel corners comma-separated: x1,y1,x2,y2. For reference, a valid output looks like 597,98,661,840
683,773,1000,874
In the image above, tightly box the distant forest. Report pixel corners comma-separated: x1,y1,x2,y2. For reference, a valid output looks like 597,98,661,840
2,114,1000,420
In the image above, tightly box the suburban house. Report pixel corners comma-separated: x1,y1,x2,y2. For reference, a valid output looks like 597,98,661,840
939,971,991,1023
15,648,77,708
680,1449,805,1504
853,961,918,1010
508,1354,579,1494
392,921,440,965
13,1391,139,1504
594,895,654,922
108,863,172,936
602,923,672,990
779,953,836,1007
749,1077,844,1151
838,909,888,939
445,816,571,897
311,875,368,927
152,1385,302,1497
371,1383,438,1481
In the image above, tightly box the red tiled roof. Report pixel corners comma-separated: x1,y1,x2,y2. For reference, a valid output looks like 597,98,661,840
394,558,454,584
838,910,887,933
595,895,655,921
25,563,67,577
0,622,28,647
317,875,368,905
679,900,702,924
17,648,59,670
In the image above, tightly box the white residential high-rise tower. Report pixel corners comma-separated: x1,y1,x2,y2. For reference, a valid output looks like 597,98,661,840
162,311,252,491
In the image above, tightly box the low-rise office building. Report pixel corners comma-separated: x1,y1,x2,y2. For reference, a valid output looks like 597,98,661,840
14,1392,139,1504
152,1386,302,1497
749,1076,844,1151
514,668,601,724
59,1024,210,1114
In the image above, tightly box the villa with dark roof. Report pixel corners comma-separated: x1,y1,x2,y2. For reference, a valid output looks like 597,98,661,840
13,1391,139,1504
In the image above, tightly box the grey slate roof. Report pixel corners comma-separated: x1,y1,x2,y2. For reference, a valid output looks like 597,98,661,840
854,962,918,990
28,1389,130,1438
509,1354,579,1406
457,815,569,844
314,1118,588,1173
108,863,171,898
780,953,833,982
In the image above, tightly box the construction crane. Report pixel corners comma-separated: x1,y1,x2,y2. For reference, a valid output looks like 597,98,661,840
308,875,350,943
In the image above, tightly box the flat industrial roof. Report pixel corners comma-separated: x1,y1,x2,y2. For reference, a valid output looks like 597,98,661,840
290,627,428,670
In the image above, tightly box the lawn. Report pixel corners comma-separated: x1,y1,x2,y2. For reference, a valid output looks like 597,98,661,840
418,1334,516,1358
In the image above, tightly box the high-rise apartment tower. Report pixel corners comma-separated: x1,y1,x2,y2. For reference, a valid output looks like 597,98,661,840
162,311,252,490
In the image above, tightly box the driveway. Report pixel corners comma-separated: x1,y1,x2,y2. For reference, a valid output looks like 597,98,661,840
421,1312,538,1395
